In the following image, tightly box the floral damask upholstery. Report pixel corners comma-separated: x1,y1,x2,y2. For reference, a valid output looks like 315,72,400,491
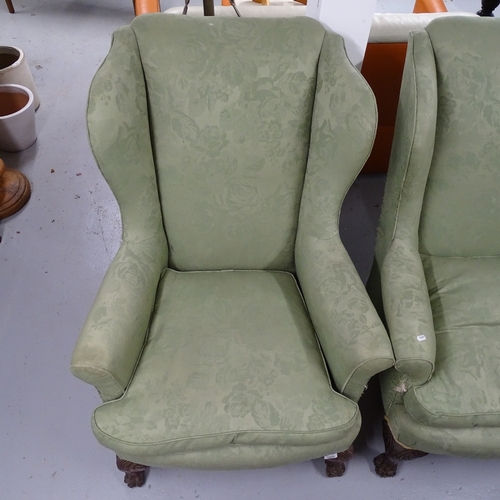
70,15,394,485
368,17,500,475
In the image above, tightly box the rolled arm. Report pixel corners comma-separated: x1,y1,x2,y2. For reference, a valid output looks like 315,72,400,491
71,235,167,401
381,236,435,385
296,234,394,402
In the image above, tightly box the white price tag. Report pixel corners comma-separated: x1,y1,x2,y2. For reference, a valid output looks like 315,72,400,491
324,453,338,460
417,335,426,342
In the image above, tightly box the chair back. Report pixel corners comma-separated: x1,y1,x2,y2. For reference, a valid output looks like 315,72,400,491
418,18,500,257
135,17,324,271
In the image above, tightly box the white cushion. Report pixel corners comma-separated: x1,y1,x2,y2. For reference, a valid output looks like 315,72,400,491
369,12,476,43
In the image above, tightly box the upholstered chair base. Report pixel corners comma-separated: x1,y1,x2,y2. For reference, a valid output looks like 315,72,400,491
373,418,427,478
116,456,149,488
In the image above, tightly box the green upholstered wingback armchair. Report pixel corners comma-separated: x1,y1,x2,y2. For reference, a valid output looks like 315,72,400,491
368,17,500,477
70,15,394,487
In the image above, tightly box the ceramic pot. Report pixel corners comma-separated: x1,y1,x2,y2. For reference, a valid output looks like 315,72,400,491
0,46,40,110
0,83,37,152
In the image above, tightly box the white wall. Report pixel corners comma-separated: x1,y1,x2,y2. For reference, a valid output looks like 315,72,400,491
306,0,377,68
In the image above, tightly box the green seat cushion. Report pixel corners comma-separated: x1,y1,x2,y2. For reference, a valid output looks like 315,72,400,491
404,256,500,428
92,269,359,460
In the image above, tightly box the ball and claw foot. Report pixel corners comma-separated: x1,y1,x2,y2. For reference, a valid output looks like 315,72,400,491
325,461,346,477
116,456,149,488
373,418,427,478
373,452,398,478
324,445,354,478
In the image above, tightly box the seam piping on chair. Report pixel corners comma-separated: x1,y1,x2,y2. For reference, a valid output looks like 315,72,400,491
92,408,360,447
341,356,395,396
335,49,379,232
409,389,500,419
296,30,378,245
71,365,123,395
86,31,117,180
419,252,500,259
166,268,296,276
130,24,170,250
293,29,327,256
291,272,340,395
433,324,500,334
117,441,351,459
394,358,434,378
389,34,420,245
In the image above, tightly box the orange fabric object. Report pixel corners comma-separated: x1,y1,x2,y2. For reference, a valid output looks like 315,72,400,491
361,43,408,174
360,0,448,173
413,0,447,13
223,0,307,4
134,0,161,15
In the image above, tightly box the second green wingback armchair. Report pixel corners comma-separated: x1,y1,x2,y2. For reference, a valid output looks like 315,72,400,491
369,17,500,477
70,15,394,488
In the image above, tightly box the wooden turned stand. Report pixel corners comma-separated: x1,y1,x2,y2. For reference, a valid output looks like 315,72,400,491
0,159,31,219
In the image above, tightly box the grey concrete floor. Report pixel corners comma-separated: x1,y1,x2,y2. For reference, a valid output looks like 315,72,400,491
2,1,500,499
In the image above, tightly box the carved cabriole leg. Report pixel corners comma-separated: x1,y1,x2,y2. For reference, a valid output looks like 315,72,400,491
373,417,428,478
116,456,149,488
324,445,354,477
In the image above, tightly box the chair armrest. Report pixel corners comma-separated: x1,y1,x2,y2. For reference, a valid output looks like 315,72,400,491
296,234,394,402
71,235,168,401
134,0,161,15
381,236,435,385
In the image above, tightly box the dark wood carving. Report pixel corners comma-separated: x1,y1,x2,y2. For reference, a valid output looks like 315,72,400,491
373,418,428,477
116,456,149,488
325,445,354,477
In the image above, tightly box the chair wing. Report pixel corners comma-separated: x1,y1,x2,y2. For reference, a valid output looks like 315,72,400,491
71,26,168,401
296,31,394,400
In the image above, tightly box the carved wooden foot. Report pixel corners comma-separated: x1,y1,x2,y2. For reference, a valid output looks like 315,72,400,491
373,452,398,478
374,418,427,478
325,445,354,477
116,456,149,488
